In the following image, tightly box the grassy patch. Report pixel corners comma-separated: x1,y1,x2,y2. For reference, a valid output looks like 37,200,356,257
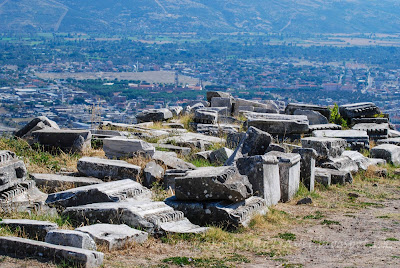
278,233,296,241
189,157,216,167
162,253,250,267
303,211,324,220
311,240,331,246
321,220,341,226
365,243,374,247
376,215,390,219
385,237,399,241
282,263,304,268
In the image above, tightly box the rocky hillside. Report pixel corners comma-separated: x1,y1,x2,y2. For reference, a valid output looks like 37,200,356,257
1,0,400,34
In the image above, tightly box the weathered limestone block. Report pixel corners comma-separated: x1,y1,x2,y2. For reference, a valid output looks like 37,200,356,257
15,116,59,139
175,166,253,202
246,113,309,135
0,236,103,268
339,102,380,119
314,168,331,187
312,130,369,150
194,109,218,124
265,152,301,202
76,224,148,251
168,106,183,117
265,143,286,153
370,144,400,165
161,132,225,151
294,109,328,125
0,219,58,241
309,124,342,132
341,151,385,171
211,97,234,113
103,137,155,159
0,150,27,192
163,169,188,190
165,196,268,228
351,117,389,125
236,155,280,206
226,132,246,149
143,161,164,188
301,137,347,159
62,200,208,235
196,124,239,136
77,157,141,181
206,91,233,103
32,129,91,153
194,151,212,161
377,138,400,146
45,230,97,250
352,123,389,140
136,108,173,123
153,143,191,156
210,147,234,164
235,98,279,114
285,103,331,120
292,148,317,192
30,173,103,193
46,179,151,208
152,151,196,170
321,156,359,173
316,167,353,185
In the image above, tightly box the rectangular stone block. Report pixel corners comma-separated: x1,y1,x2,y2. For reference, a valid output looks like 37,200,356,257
32,129,91,153
370,144,400,165
236,155,281,206
312,130,369,150
339,102,380,119
0,219,58,241
103,137,155,159
0,236,103,268
285,103,331,120
77,157,141,181
266,152,301,202
30,173,103,193
301,137,347,159
246,113,309,135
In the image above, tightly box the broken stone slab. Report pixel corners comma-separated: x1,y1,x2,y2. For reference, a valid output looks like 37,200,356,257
46,179,151,208
236,155,280,206
265,152,301,203
175,166,253,202
316,168,353,185
339,102,381,119
285,103,331,120
160,132,225,151
153,143,191,156
136,108,173,123
388,129,400,138
226,132,246,149
292,148,317,192
265,143,286,153
321,156,359,173
32,129,92,153
143,161,165,188
0,150,27,192
211,97,234,113
14,116,59,139
341,151,385,171
301,137,347,159
165,196,268,228
0,236,103,268
246,112,309,135
210,147,234,164
0,181,47,210
225,126,272,166
168,106,183,117
162,122,185,129
377,138,400,146
76,224,148,251
370,144,400,165
163,169,189,190
352,123,389,140
45,229,97,250
62,200,208,235
196,124,239,137
0,219,58,241
294,109,329,125
30,173,103,193
90,129,125,139
194,151,212,161
206,91,233,103
309,124,342,132
351,117,389,125
152,151,196,170
235,98,279,114
103,137,155,159
194,109,218,124
184,102,205,115
314,168,331,187
77,157,141,181
312,130,369,151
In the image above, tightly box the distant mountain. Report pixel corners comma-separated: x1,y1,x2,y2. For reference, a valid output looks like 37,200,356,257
1,0,400,34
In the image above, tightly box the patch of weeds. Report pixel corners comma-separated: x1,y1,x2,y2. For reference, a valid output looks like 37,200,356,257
278,232,296,241
56,259,80,268
224,253,250,264
344,214,356,218
91,139,103,149
311,240,331,246
385,237,399,241
151,182,171,202
283,263,304,268
273,258,288,262
365,243,374,247
376,215,390,219
162,253,249,267
359,202,385,208
321,220,341,226
189,158,216,167
392,256,400,259
256,251,276,257
303,211,324,220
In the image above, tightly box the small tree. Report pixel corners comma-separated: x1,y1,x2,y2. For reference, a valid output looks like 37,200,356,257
330,103,347,128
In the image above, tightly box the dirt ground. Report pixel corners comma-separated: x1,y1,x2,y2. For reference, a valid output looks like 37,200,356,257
1,175,399,268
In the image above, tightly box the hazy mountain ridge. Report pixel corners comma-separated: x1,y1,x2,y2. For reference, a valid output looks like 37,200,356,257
1,0,400,34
